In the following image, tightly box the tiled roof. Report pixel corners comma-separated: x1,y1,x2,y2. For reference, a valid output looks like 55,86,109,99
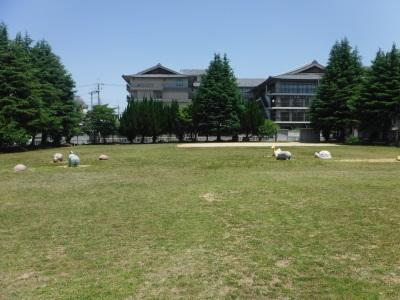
272,74,323,80
236,78,265,87
180,69,206,76
136,63,181,75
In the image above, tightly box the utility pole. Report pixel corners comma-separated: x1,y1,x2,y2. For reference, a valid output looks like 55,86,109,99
97,83,104,105
89,90,97,110
89,83,103,109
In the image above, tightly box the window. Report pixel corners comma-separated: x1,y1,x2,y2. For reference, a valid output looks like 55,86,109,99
153,91,162,99
279,112,290,121
279,82,317,94
292,111,305,121
176,79,184,87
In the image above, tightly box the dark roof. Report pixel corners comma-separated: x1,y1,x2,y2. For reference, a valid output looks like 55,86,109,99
136,63,181,75
272,74,323,80
180,69,206,76
236,78,265,87
283,60,325,75
122,64,193,82
265,60,325,83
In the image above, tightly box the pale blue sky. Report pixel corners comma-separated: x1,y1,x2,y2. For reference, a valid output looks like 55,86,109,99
1,0,400,109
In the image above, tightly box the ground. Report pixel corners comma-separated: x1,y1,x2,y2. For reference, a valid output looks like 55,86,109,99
1,144,400,299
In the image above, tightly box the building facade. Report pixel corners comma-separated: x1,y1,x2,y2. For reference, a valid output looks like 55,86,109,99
122,64,194,105
180,69,264,101
255,60,324,129
123,61,324,129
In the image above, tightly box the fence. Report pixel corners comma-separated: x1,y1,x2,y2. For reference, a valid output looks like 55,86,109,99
31,130,322,145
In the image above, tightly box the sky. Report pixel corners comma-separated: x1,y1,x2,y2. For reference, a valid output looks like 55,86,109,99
1,0,400,110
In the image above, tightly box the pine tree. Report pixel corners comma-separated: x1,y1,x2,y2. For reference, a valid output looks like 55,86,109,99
119,97,138,143
31,40,81,145
355,45,400,142
193,53,242,140
0,28,42,147
311,38,364,141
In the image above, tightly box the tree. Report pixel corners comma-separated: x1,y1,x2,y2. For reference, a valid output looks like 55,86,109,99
84,105,117,143
311,38,364,141
240,100,265,140
0,23,81,148
119,97,138,143
31,40,81,145
148,98,167,143
258,119,279,141
193,53,242,141
0,28,42,147
355,45,400,143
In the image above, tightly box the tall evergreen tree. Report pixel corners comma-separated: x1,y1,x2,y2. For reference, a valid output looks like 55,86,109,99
31,40,81,145
355,45,400,142
0,28,42,146
193,53,242,140
311,38,364,140
119,96,138,143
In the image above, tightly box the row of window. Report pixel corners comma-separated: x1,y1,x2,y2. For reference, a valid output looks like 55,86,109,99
273,95,312,107
131,91,162,99
131,79,186,88
275,110,310,122
278,82,317,94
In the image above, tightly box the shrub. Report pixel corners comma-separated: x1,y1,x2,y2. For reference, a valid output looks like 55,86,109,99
345,135,361,145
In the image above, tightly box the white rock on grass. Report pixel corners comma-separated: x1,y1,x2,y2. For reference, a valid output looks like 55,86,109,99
68,151,80,167
14,164,27,172
98,154,109,160
314,150,332,159
53,153,63,163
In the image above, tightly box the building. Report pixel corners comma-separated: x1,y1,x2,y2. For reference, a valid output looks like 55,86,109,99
122,61,324,127
122,64,193,105
180,69,264,101
255,60,325,129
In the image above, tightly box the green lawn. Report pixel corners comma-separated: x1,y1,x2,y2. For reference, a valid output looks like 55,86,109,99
1,144,400,299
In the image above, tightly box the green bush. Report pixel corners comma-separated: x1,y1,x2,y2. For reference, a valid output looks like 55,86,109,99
345,135,361,145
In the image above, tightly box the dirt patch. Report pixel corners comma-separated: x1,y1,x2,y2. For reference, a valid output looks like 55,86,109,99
61,164,91,168
178,142,339,148
200,192,220,203
17,271,35,280
46,246,66,260
337,159,398,163
275,259,291,268
381,273,400,284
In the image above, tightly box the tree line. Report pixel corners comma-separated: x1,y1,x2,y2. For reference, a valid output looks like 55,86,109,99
0,23,82,148
311,38,400,144
119,54,278,143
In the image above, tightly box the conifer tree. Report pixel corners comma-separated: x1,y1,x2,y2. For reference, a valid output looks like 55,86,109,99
193,53,242,140
311,38,364,140
355,45,400,142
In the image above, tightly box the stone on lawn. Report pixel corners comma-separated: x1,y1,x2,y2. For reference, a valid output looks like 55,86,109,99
314,150,332,159
99,154,109,160
68,151,80,167
14,164,27,172
53,153,63,163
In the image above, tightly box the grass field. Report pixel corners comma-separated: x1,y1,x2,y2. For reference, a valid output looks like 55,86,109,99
1,144,400,299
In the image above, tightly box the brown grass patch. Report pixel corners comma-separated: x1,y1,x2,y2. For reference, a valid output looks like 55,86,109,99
275,259,291,268
200,192,220,203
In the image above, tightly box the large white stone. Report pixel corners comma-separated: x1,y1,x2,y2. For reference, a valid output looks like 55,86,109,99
53,153,63,163
314,150,332,159
98,154,109,160
14,164,27,172
68,152,80,167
